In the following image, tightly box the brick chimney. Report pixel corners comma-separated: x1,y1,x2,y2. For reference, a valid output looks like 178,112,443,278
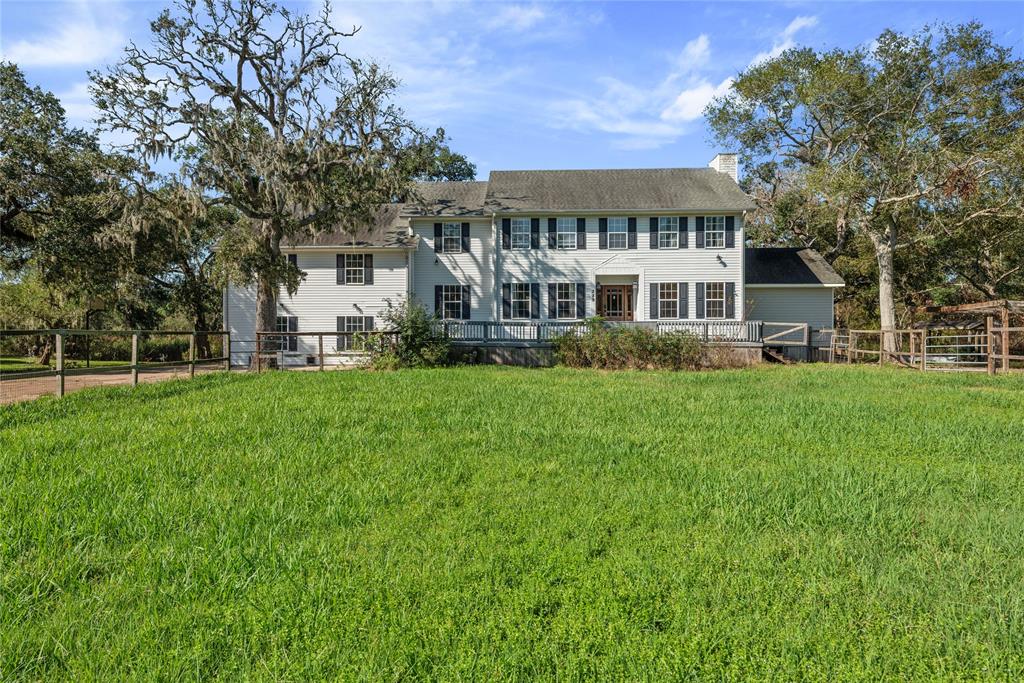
708,153,738,182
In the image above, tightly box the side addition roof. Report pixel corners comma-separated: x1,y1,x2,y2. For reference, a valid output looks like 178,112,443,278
282,204,413,249
745,248,845,286
400,181,490,217
485,168,757,213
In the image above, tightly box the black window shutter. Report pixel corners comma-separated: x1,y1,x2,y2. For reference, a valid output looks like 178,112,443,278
502,283,511,319
336,316,344,350
725,215,736,248
461,285,471,320
576,218,586,249
649,283,659,319
680,217,689,248
501,218,511,249
364,316,374,330
433,223,442,252
547,218,557,248
364,254,374,285
287,253,297,267
627,217,637,249
575,283,586,318
679,283,689,319
461,223,470,252
599,218,608,250
434,285,442,317
530,218,540,249
696,282,706,318
336,254,345,285
649,217,659,249
696,217,705,249
548,283,557,318
530,283,540,319
288,316,297,352
725,282,736,319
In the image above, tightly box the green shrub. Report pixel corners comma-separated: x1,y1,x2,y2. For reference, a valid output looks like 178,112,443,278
553,318,704,370
367,299,450,369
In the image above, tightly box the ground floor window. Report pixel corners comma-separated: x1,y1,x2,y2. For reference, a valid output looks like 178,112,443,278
705,282,725,319
659,283,679,319
275,316,297,352
511,283,531,319
337,315,374,350
556,283,577,319
443,285,464,319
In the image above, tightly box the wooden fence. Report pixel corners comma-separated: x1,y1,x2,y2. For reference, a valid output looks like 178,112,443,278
0,329,230,398
253,330,400,371
828,326,1021,374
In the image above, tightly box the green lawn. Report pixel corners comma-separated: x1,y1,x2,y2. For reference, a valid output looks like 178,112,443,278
2,366,1023,680
0,356,127,375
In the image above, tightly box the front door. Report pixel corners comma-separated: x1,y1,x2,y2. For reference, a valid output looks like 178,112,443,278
599,285,633,321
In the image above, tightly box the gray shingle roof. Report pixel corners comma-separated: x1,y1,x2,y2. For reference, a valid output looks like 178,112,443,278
485,168,756,212
745,248,845,286
282,204,412,248
400,181,489,216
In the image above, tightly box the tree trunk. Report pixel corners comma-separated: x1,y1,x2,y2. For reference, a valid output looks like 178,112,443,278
870,227,898,354
251,227,282,369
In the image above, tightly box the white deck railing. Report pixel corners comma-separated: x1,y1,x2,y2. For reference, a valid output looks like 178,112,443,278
433,320,764,344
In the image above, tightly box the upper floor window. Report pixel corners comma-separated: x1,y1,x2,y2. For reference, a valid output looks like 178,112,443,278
556,217,577,250
442,284,463,319
704,216,726,248
511,283,531,319
511,218,531,249
659,283,679,319
658,217,679,249
287,253,297,267
344,254,364,284
608,217,627,250
442,222,462,253
556,283,577,319
705,282,726,318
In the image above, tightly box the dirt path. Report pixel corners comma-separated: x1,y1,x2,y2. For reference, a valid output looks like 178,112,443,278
0,365,227,405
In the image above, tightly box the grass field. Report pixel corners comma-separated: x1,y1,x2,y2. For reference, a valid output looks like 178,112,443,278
2,365,1024,680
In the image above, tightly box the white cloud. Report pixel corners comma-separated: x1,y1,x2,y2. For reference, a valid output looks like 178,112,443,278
1,0,126,67
486,5,547,32
660,77,734,123
748,15,818,67
57,82,97,124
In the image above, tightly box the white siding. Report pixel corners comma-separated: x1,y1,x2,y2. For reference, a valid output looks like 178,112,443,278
496,215,744,320
746,286,835,328
225,249,409,365
411,219,496,319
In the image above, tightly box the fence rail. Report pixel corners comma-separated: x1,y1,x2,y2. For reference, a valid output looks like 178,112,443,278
828,326,1020,374
252,330,401,371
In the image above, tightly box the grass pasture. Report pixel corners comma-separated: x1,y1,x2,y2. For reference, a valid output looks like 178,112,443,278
2,365,1024,680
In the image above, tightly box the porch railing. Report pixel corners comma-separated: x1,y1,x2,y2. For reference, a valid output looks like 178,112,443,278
433,320,764,344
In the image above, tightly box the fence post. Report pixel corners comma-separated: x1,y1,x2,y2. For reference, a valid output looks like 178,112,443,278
223,331,231,371
1002,308,1010,373
130,333,139,387
318,333,324,371
848,332,856,364
55,332,65,398
189,332,196,378
256,333,262,373
803,324,811,363
920,330,927,371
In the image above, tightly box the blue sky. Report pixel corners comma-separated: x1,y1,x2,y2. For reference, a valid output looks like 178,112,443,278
1,1,1021,178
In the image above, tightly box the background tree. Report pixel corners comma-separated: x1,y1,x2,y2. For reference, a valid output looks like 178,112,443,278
91,0,440,341
707,23,1024,344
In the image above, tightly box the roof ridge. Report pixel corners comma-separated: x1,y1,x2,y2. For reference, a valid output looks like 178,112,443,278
489,167,716,174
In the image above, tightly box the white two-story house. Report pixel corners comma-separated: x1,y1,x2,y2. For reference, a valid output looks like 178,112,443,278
225,154,844,363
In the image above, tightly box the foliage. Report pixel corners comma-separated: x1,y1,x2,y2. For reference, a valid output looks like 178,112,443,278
366,298,450,369
399,138,477,184
553,318,705,370
1,366,1023,678
707,23,1024,334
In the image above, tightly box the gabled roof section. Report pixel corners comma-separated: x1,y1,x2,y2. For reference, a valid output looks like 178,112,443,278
400,181,489,217
485,168,757,212
282,204,412,249
745,248,845,286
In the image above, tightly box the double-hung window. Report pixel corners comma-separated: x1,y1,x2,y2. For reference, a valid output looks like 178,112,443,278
705,282,726,319
659,283,679,319
556,283,577,319
442,285,463,319
658,217,680,249
704,216,726,248
511,283,531,319
608,217,627,250
556,217,577,249
275,315,298,352
344,254,364,284
442,222,462,253
511,218,531,249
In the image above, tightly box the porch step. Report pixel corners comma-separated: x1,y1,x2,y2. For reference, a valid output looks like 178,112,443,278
762,347,793,364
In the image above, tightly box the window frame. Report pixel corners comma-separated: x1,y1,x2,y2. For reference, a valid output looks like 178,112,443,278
556,217,577,250
275,315,297,352
659,283,679,319
510,218,531,250
510,283,531,319
442,222,463,254
705,282,726,319
344,253,364,285
704,216,726,249
442,284,464,320
658,216,680,249
607,217,627,250
555,282,577,319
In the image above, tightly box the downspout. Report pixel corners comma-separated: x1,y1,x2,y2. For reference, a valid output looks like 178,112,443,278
492,212,499,322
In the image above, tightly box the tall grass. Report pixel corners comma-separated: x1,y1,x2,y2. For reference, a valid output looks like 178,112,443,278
1,366,1023,679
